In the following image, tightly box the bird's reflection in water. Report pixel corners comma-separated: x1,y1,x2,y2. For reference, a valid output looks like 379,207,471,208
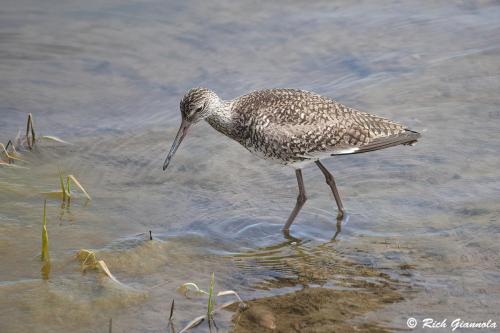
229,214,410,332
232,214,389,289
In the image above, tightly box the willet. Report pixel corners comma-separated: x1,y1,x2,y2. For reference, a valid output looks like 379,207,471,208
163,88,420,230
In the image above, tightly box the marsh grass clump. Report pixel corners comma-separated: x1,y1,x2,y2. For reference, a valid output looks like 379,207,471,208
60,173,92,201
0,142,24,164
76,249,98,272
1,114,68,168
175,273,247,333
41,173,91,202
0,141,26,169
75,249,129,288
19,113,68,148
11,113,37,151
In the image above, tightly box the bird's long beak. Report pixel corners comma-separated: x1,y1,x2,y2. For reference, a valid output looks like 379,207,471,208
163,119,191,171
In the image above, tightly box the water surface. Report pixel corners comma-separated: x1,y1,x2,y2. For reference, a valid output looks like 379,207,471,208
1,1,499,332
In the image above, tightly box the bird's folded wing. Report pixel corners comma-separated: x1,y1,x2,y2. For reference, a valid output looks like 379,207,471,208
333,129,421,155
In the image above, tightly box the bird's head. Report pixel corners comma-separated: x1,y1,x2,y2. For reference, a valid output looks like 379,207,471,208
163,88,220,171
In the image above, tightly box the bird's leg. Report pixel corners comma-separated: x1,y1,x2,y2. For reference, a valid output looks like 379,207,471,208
283,169,307,231
315,161,345,218
331,217,343,241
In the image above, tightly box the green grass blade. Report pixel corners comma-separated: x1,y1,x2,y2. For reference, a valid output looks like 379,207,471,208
207,272,215,317
59,172,67,201
41,200,49,261
66,176,71,196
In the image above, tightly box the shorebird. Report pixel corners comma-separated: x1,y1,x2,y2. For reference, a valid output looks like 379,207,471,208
163,88,420,230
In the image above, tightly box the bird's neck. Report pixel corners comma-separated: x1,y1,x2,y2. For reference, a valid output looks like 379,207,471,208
205,100,235,137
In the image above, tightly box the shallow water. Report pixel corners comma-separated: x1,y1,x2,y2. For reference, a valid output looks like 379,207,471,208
1,0,500,332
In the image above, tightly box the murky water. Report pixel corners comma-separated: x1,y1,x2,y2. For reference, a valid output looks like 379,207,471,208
1,1,500,332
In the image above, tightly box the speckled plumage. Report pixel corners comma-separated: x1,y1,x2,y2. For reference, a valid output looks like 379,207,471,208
164,87,421,230
194,88,420,165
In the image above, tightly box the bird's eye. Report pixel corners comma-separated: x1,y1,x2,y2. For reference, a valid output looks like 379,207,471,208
195,106,203,113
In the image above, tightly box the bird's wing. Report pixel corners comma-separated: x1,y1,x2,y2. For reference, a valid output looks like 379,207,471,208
332,129,421,155
234,89,419,160
329,110,421,155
